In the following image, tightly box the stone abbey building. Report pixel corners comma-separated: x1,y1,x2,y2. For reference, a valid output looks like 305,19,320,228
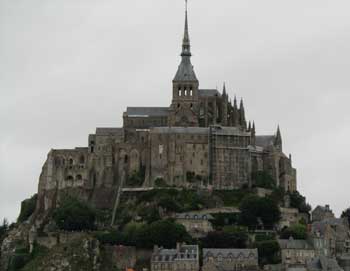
36,5,296,212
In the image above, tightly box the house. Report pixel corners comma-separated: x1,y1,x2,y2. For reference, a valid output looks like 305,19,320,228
175,212,214,238
307,256,343,271
202,248,259,271
151,243,199,271
278,238,316,269
311,206,334,223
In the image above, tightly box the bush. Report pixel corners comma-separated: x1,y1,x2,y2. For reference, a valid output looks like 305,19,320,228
0,218,8,242
210,213,239,229
201,227,248,249
135,219,191,248
239,195,281,229
289,191,311,213
252,171,276,189
213,189,252,207
280,224,307,240
154,178,168,187
18,194,37,223
255,240,281,266
53,196,96,231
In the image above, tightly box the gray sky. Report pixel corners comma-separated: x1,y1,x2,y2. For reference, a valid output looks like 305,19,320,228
1,0,350,222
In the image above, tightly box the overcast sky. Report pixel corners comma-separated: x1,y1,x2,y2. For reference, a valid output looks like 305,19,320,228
1,0,350,222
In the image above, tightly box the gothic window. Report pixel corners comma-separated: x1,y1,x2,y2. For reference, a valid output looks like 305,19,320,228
190,90,193,96
178,89,182,96
184,89,187,96
190,103,193,108
177,103,180,108
76,174,82,181
79,155,85,164
69,158,74,166
66,175,73,181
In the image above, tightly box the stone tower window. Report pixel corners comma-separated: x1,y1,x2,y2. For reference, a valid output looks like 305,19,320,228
69,158,74,166
79,155,85,164
76,175,82,181
190,90,193,96
184,89,187,96
178,89,182,96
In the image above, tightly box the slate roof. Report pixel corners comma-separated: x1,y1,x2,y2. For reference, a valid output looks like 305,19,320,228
96,128,124,136
203,248,258,259
307,256,343,271
173,57,198,81
255,135,275,147
199,89,221,97
278,239,313,250
175,212,214,220
124,107,169,117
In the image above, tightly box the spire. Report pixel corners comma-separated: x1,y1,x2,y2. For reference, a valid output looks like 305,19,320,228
173,0,197,82
234,95,238,109
248,121,251,131
182,0,191,57
274,125,282,151
223,82,227,95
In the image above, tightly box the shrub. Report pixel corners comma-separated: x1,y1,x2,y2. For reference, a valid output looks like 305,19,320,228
18,194,37,223
289,191,311,213
239,195,281,229
254,240,281,266
127,167,145,187
213,189,251,207
135,219,191,248
95,230,125,245
53,196,96,231
201,227,248,249
154,178,168,187
280,224,307,240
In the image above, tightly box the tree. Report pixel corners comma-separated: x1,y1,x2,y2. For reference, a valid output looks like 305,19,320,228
201,226,248,248
255,240,281,266
53,196,96,231
280,224,307,240
289,191,311,213
341,208,350,225
239,195,281,229
136,219,191,248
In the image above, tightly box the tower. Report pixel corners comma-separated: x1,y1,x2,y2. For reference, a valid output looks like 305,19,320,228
169,0,200,127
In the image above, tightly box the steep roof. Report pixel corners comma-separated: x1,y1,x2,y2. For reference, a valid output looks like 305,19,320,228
203,248,258,259
175,212,214,220
255,135,275,147
278,238,313,250
124,107,169,117
199,89,220,97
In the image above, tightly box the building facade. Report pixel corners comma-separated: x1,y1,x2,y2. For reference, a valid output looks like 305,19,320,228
151,243,199,271
34,4,297,217
202,248,259,271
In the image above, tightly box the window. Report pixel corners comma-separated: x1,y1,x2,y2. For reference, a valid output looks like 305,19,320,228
190,90,193,96
79,155,85,164
184,89,187,96
178,89,182,96
69,158,74,166
76,175,82,181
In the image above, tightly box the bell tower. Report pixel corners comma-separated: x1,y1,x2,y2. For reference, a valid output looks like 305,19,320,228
169,0,199,127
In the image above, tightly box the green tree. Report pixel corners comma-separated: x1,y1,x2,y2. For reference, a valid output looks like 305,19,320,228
280,224,307,240
289,191,311,213
136,219,190,248
239,195,281,229
18,194,37,223
255,240,281,266
0,218,9,242
53,196,96,231
201,226,248,248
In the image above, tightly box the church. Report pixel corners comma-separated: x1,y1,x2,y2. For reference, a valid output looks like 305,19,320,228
36,3,296,211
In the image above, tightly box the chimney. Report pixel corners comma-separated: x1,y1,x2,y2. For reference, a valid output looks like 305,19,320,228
176,242,181,252
153,245,159,254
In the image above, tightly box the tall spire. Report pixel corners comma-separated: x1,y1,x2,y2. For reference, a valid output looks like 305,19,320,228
173,0,197,82
182,0,191,57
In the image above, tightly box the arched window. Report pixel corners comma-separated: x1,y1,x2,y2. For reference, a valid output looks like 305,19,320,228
124,155,128,164
184,89,187,96
79,155,85,164
190,90,193,96
178,89,182,96
76,175,82,181
69,158,74,166
66,175,73,181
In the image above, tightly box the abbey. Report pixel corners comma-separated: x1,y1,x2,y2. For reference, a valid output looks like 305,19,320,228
36,6,296,212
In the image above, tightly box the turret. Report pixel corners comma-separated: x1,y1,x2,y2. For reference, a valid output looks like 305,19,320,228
221,83,228,126
274,125,282,151
239,98,247,129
